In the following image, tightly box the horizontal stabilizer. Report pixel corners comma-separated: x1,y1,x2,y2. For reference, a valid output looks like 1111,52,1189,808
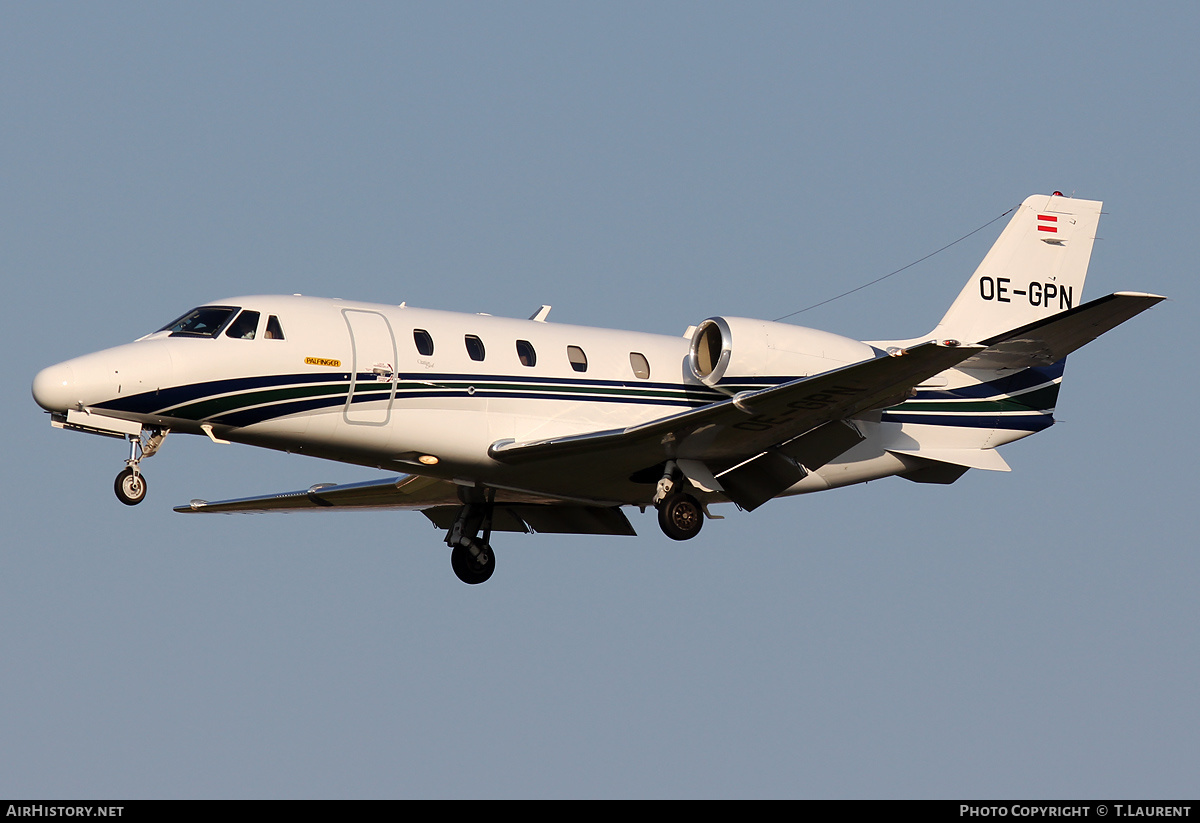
959,292,1166,370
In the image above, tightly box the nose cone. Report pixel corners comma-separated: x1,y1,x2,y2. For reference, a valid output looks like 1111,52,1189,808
32,362,77,412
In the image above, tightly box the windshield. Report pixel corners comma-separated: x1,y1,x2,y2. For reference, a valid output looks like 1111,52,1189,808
158,306,239,338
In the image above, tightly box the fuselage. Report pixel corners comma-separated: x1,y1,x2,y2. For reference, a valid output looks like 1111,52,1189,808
32,294,1056,507
32,296,728,505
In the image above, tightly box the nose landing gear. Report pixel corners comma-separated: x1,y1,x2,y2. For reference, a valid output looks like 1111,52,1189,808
113,428,168,506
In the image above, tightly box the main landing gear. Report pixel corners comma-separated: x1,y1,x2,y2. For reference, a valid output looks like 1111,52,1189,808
657,491,703,541
653,462,704,541
445,489,497,585
113,429,167,506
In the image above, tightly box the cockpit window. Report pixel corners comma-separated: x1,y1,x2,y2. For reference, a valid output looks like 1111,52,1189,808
225,310,260,339
265,315,285,340
159,306,239,338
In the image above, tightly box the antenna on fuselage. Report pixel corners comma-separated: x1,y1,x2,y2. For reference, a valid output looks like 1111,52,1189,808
529,305,552,322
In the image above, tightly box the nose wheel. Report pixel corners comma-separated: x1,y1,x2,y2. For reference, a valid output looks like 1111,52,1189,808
114,467,148,506
451,539,495,585
112,428,168,506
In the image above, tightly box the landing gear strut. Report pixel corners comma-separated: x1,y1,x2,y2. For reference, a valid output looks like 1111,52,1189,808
445,488,496,584
652,461,704,541
113,428,167,506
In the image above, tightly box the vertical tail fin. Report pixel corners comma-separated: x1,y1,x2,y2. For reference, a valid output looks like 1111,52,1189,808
930,194,1103,345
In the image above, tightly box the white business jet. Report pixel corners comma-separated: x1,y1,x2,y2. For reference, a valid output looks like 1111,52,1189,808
32,194,1164,583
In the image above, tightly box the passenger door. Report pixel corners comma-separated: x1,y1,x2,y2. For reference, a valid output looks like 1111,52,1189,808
343,309,397,425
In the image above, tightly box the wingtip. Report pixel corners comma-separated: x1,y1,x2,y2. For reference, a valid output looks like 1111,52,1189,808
1112,290,1168,302
173,499,209,513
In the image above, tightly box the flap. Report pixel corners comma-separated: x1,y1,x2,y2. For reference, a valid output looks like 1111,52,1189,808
421,504,637,536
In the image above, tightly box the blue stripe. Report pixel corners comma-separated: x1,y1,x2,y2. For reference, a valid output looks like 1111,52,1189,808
93,363,1064,435
95,370,733,417
912,362,1065,400
95,372,347,415
212,387,710,427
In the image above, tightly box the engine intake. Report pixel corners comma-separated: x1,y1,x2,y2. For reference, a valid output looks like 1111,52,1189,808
688,316,877,387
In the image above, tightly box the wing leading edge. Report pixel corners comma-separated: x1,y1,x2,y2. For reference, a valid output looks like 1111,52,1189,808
175,473,462,513
174,474,637,535
489,340,984,466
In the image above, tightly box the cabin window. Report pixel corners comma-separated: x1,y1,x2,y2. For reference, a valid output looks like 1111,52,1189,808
516,339,537,367
225,310,260,339
465,335,486,362
630,352,650,379
159,306,238,338
265,315,285,340
414,329,434,356
567,345,588,373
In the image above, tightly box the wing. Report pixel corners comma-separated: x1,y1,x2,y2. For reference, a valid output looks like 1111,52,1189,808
174,474,636,535
489,340,985,509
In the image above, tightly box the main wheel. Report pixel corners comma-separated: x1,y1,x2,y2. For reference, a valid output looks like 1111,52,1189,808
658,492,703,541
114,468,148,506
451,540,495,585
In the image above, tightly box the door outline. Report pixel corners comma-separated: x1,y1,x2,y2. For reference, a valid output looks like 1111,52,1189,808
343,309,397,426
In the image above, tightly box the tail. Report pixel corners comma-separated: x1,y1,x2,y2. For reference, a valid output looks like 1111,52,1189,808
929,193,1102,345
878,194,1164,479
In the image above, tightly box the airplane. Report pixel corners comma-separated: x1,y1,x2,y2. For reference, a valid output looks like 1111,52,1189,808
31,193,1164,584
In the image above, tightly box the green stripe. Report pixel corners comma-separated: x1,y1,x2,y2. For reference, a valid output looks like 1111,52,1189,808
166,378,710,421
898,384,1061,413
425,381,704,401
169,383,348,420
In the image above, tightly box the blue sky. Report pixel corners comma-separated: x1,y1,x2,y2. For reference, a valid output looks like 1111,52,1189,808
3,2,1196,798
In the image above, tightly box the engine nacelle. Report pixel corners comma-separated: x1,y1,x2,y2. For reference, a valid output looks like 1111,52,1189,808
688,316,878,387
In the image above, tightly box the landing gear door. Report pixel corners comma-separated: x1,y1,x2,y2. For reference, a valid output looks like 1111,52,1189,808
343,309,397,426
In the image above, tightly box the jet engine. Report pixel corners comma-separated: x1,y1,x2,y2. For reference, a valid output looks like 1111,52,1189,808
688,316,878,387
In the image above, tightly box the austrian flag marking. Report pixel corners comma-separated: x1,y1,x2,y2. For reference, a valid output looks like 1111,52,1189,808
1037,213,1058,233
